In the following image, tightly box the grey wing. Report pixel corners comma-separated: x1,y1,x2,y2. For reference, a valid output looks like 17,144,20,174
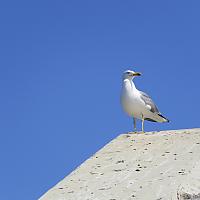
140,91,160,113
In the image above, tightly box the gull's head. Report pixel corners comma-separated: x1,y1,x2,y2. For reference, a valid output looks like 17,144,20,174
123,70,141,80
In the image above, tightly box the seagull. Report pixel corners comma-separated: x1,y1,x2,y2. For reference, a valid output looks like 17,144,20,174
120,69,169,132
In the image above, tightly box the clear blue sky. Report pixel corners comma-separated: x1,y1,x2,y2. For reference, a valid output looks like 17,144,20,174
0,1,200,199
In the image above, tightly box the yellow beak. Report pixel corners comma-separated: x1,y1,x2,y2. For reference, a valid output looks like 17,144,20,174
132,72,141,76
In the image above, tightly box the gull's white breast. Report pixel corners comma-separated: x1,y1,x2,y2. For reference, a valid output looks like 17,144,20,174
121,79,145,119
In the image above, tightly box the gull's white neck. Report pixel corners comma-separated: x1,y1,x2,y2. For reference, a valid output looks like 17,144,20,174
122,78,138,93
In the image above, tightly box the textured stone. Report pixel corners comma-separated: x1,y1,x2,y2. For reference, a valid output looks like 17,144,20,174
39,128,200,200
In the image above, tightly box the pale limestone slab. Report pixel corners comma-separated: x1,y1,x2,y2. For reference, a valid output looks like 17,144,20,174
39,128,200,200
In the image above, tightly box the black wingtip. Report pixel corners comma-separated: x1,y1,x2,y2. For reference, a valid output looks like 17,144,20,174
158,113,170,123
145,118,157,122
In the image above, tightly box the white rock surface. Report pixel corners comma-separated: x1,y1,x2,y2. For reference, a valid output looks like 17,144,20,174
39,129,200,200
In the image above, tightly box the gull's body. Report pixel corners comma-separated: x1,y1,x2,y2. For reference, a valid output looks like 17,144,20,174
121,70,169,132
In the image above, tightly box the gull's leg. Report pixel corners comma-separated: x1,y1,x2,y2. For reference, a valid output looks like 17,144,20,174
142,114,145,133
133,117,136,132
